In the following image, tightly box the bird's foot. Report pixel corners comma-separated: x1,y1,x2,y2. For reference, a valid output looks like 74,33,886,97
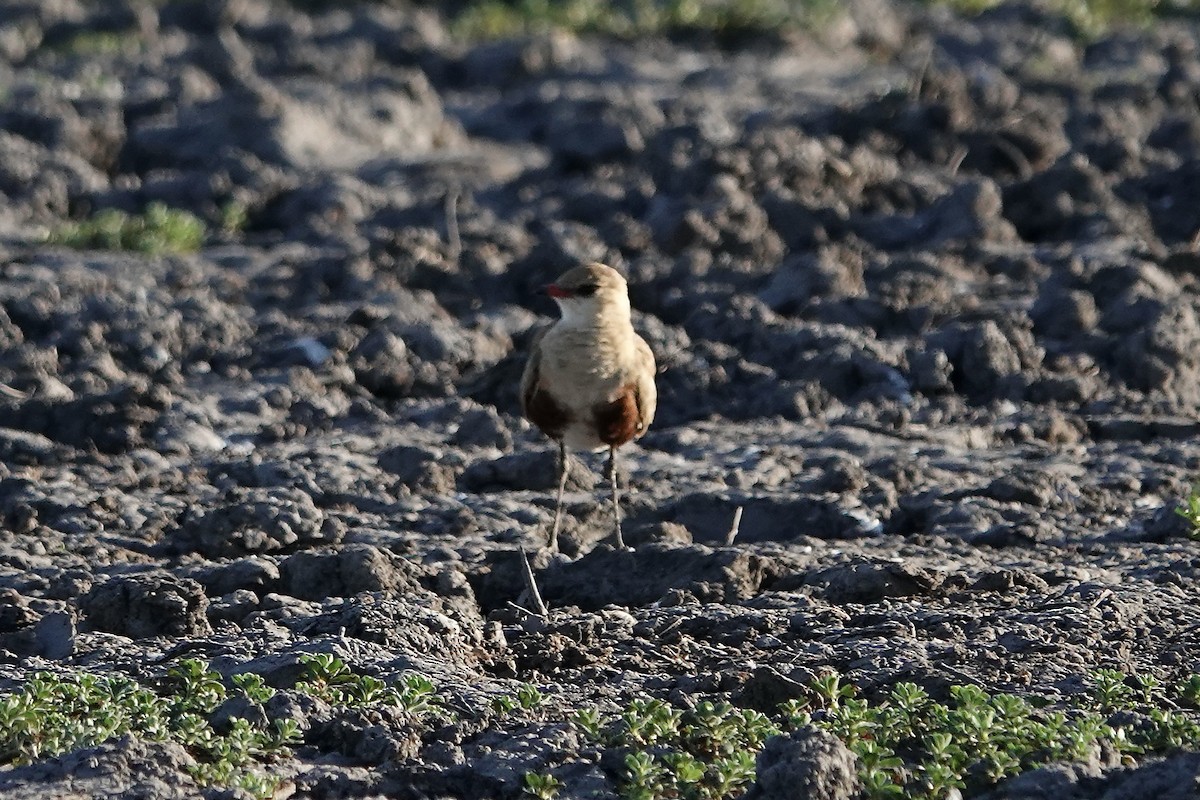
612,524,626,551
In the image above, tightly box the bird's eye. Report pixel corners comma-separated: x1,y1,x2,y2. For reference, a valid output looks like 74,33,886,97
576,284,599,297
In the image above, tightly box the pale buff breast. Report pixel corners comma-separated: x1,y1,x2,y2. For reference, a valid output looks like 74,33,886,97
539,325,644,450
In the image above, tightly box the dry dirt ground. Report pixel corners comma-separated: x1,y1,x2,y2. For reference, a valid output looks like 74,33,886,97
4,0,1200,797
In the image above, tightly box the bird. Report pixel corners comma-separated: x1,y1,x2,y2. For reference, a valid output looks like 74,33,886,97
520,262,657,551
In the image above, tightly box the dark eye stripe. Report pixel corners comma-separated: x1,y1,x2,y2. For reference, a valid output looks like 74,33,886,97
575,284,599,297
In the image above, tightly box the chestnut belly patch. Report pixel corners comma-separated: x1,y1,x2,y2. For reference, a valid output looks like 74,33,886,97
593,384,641,446
524,385,572,439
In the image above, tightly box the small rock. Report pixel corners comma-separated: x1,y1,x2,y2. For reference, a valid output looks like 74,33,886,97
351,329,413,398
626,521,692,548
193,556,280,597
1031,286,1099,339
291,336,333,366
279,544,424,601
378,444,461,493
208,590,261,624
173,487,335,558
803,559,943,603
0,737,202,799
451,406,513,450
80,574,210,638
743,729,860,800
32,611,75,660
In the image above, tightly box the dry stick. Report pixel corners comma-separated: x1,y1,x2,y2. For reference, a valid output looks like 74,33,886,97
725,506,744,546
518,546,549,617
910,47,933,98
992,137,1033,179
947,145,968,178
444,187,461,268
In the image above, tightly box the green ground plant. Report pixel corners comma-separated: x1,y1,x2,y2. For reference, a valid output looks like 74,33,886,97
449,0,835,40
936,0,1200,35
50,30,138,55
1176,485,1200,538
219,199,250,234
523,770,564,799
541,669,1200,800
47,202,206,255
492,682,548,715
0,656,440,799
295,653,442,717
7,659,1200,799
443,0,1199,40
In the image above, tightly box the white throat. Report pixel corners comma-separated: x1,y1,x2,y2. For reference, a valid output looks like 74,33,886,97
555,294,631,328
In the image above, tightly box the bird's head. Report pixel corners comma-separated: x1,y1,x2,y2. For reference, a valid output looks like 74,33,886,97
545,262,630,324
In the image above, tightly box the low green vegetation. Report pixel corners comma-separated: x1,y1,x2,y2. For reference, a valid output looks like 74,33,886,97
442,0,1196,40
0,655,441,800
38,0,1197,53
493,682,548,714
49,30,138,56
1176,485,1200,538
936,0,1200,35
47,202,206,255
605,699,768,800
523,769,565,799
7,658,1200,800
295,652,440,712
219,199,250,235
526,669,1200,800
449,0,833,40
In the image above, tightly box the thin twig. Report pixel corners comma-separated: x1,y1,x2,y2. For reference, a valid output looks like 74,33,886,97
444,187,461,268
947,145,968,177
725,506,744,546
518,546,549,617
506,601,537,616
909,47,933,98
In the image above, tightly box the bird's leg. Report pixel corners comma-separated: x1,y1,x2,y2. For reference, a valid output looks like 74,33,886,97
606,445,624,549
549,439,568,551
